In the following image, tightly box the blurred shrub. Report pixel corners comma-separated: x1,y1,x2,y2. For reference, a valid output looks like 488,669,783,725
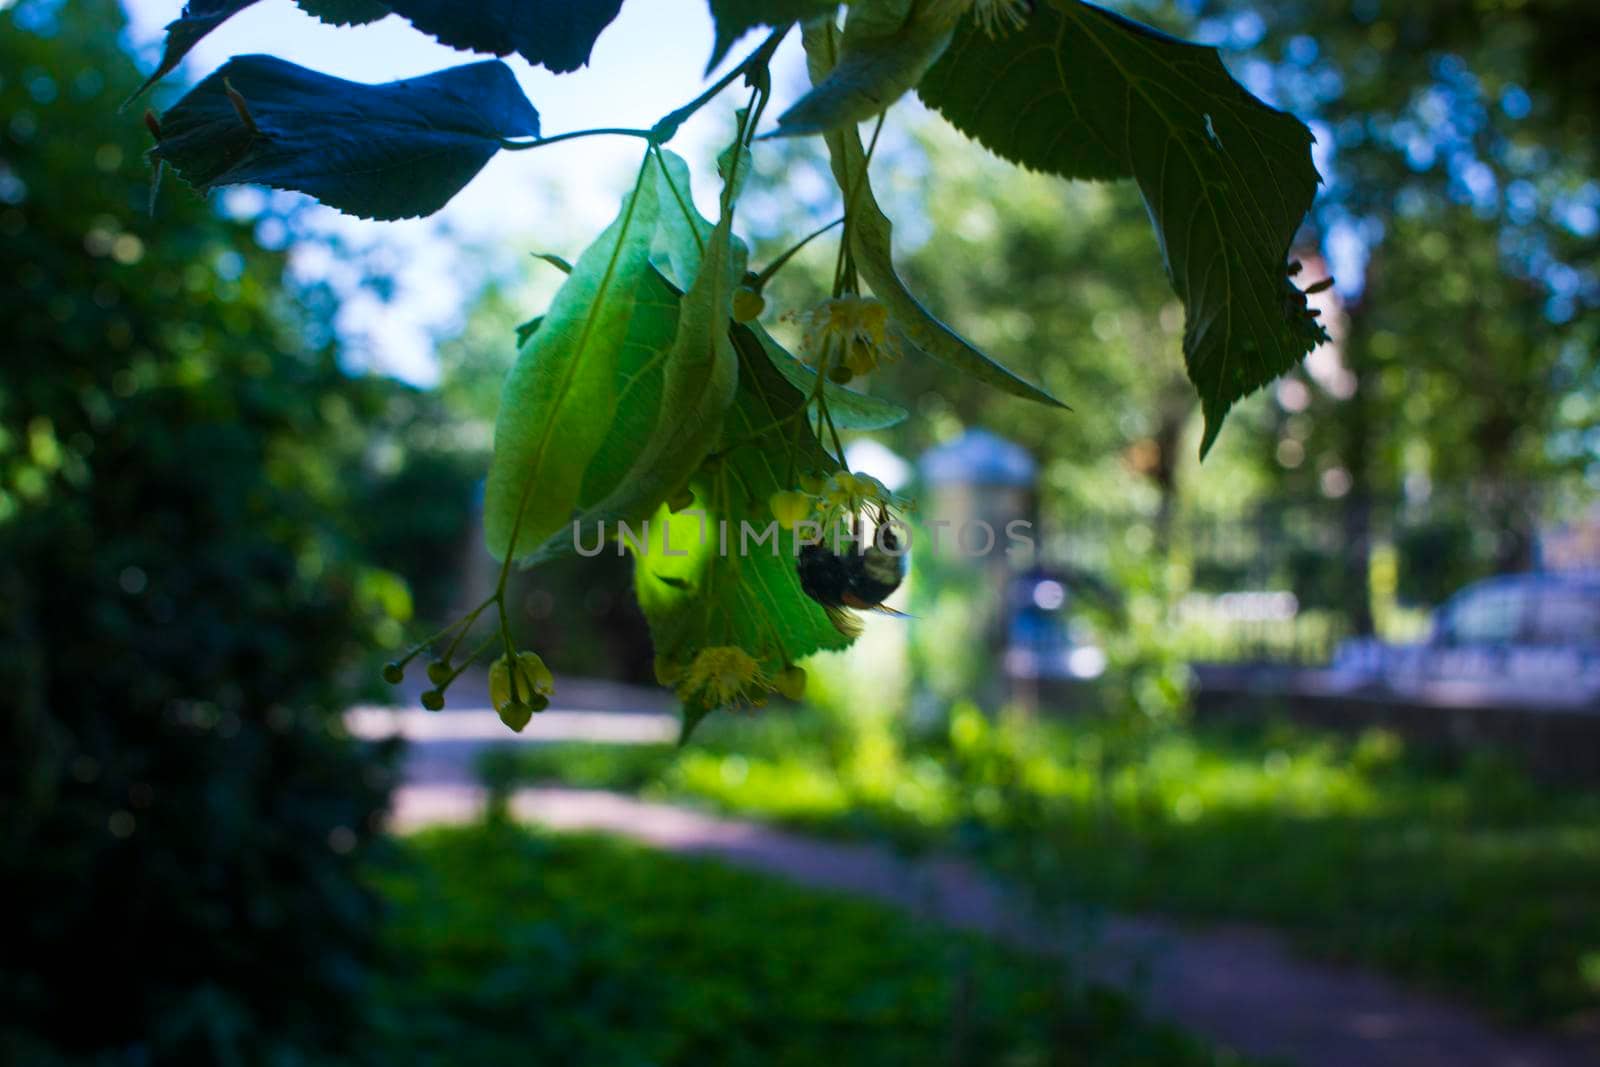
1395,515,1484,607
0,4,401,1062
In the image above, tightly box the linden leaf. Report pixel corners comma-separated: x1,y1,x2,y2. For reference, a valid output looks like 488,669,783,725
484,167,662,561
801,20,1064,408
750,323,908,430
295,0,390,25
128,0,259,104
773,0,956,137
705,0,838,70
580,153,744,531
129,0,392,104
380,0,625,73
149,55,539,221
918,0,1327,454
634,325,852,739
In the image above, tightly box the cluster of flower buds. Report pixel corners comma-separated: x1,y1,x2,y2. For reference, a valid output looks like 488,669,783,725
383,634,555,733
769,470,911,533
488,651,555,731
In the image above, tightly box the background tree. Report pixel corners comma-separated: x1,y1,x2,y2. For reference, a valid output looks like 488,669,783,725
0,2,422,1060
1215,0,1600,624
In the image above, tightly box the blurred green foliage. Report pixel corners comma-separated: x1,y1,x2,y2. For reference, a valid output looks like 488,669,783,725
0,3,423,1061
488,712,1600,1026
369,825,1250,1067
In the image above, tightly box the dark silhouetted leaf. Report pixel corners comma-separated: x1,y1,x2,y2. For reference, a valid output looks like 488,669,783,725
130,0,396,104
296,0,389,25
706,0,836,70
381,0,625,73
149,55,539,220
919,1,1327,454
129,0,259,104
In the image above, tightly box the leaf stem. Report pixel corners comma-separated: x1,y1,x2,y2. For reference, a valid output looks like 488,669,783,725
752,216,843,290
651,27,787,144
500,127,655,151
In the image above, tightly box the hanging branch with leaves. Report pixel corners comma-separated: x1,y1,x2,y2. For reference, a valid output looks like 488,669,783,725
137,0,1328,740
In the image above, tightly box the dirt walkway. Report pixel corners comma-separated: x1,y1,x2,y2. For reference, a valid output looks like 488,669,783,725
390,782,1595,1067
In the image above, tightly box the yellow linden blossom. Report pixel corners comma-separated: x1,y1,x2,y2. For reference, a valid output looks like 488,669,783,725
970,0,1031,37
676,646,772,709
793,296,901,375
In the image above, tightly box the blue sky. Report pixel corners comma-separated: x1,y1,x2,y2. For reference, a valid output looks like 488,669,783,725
119,0,818,382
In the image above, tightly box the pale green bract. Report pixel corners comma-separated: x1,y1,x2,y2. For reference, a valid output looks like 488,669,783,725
483,162,662,562
774,0,958,137
802,19,1067,408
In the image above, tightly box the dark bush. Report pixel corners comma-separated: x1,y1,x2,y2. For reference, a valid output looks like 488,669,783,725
1,3,399,1062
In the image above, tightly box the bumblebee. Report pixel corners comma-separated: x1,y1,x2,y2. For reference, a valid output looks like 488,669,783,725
797,524,908,637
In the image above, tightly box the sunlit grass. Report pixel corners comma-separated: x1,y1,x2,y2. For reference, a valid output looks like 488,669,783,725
485,709,1600,1025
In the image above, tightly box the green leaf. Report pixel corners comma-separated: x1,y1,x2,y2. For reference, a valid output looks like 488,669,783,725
706,0,838,70
581,155,743,529
128,0,259,104
149,55,539,221
918,0,1327,454
648,150,719,290
801,21,1064,408
750,323,908,430
573,267,684,510
635,326,853,738
774,0,956,137
295,0,390,25
514,315,544,348
510,149,747,563
381,0,625,73
484,165,661,561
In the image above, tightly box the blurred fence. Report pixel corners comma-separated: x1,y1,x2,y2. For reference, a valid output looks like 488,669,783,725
1035,489,1595,667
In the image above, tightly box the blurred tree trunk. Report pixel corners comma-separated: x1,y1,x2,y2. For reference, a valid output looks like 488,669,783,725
1150,380,1194,555
1338,269,1380,637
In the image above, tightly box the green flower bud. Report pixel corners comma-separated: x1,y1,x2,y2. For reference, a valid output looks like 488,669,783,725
769,489,812,528
381,662,404,685
490,651,555,723
420,689,445,712
775,664,807,701
498,701,534,732
732,287,766,323
426,660,451,686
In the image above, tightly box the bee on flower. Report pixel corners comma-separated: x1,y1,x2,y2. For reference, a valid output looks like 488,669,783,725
814,471,911,530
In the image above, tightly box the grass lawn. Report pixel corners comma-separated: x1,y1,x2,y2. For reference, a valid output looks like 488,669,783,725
368,824,1248,1066
482,709,1600,1028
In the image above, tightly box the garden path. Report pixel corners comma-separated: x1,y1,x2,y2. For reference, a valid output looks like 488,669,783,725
362,700,1597,1067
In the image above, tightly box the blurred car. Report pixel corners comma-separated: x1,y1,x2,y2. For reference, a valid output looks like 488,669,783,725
1330,572,1600,708
1003,569,1109,682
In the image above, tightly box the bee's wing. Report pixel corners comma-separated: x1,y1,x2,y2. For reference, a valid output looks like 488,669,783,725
840,592,914,620
822,603,864,639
